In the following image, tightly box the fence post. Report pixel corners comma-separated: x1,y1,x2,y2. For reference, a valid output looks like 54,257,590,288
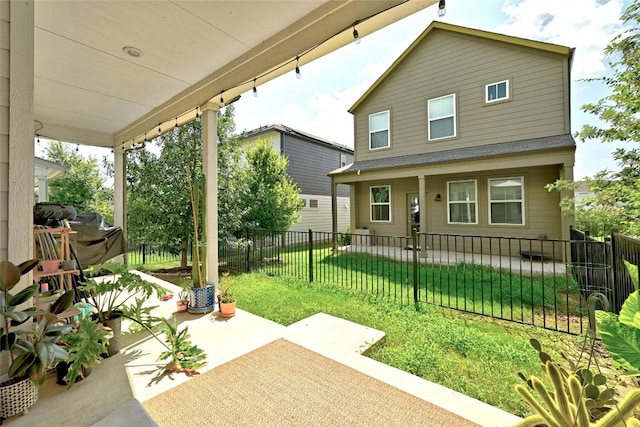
412,230,418,302
309,229,314,283
610,228,619,312
245,230,251,273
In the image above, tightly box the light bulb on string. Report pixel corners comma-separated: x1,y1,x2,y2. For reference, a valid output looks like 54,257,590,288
220,91,225,107
76,144,79,152
158,123,162,135
438,0,446,17
253,78,258,97
295,56,301,80
195,106,200,121
175,117,179,130
36,134,40,144
353,26,361,45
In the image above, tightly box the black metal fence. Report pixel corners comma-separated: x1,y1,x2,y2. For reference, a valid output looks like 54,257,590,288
127,227,640,335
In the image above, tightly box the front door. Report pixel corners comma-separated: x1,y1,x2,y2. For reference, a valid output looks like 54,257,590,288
407,194,420,235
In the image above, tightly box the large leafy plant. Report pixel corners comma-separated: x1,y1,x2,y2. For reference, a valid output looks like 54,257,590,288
79,262,166,323
596,260,640,376
0,259,74,385
60,315,109,388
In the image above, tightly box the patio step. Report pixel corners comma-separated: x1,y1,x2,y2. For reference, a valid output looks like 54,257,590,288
284,312,385,355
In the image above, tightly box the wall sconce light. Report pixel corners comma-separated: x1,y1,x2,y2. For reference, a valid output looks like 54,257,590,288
434,193,442,202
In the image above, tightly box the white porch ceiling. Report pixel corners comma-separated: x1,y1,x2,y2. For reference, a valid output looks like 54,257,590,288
33,0,437,150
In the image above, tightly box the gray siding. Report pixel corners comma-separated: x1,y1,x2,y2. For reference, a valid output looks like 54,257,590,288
282,133,352,197
0,1,8,262
354,30,570,162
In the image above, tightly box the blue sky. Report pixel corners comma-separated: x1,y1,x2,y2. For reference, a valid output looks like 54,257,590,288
232,0,633,180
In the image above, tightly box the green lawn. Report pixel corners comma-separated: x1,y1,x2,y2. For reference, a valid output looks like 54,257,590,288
203,270,586,417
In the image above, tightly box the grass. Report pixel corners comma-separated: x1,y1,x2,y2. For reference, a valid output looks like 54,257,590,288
229,242,588,334
158,269,581,418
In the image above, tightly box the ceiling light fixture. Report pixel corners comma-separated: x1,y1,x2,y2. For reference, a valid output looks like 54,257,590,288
122,46,144,58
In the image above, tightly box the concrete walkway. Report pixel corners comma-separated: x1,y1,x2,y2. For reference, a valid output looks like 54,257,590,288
5,272,521,427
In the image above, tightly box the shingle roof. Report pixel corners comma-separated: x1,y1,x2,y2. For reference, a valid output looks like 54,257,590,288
244,124,354,154
330,134,575,176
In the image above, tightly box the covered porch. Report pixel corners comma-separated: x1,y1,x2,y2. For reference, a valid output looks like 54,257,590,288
2,0,438,378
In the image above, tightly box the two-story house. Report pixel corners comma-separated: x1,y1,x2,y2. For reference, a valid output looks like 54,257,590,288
329,21,576,249
243,124,354,233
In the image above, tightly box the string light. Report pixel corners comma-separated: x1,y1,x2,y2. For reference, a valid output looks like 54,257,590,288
438,0,446,17
76,143,79,152
36,134,40,144
295,56,301,79
117,9,404,150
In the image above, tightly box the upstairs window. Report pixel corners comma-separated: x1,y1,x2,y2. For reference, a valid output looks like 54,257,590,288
428,94,456,140
369,111,390,150
447,180,477,224
340,153,348,167
489,177,524,225
485,80,509,103
370,185,391,222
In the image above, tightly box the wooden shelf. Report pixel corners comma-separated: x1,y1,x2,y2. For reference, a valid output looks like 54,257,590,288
33,226,78,315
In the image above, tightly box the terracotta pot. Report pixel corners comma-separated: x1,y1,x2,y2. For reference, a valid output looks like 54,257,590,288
219,300,236,318
40,259,60,274
176,299,189,313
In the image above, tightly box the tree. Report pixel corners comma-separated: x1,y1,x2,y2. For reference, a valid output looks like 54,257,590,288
44,141,113,223
548,1,640,236
238,140,302,232
125,106,246,266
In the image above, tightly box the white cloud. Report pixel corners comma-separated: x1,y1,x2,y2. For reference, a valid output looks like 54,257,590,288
498,0,627,78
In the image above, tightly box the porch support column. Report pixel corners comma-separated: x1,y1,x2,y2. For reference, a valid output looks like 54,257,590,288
559,164,574,242
7,0,34,265
331,177,338,251
202,103,219,287
113,146,126,263
418,175,427,255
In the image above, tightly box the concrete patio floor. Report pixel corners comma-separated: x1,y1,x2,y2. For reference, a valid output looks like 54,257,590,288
4,272,521,427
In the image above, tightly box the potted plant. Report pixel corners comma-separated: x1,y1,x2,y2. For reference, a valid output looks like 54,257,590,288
186,170,215,313
56,313,109,388
0,259,74,420
217,274,236,318
156,317,206,376
78,262,167,356
176,286,190,313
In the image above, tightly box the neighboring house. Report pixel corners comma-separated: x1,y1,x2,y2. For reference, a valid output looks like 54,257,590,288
329,21,576,247
243,124,354,233
34,157,67,203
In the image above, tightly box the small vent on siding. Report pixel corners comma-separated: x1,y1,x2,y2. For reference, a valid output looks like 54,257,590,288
309,199,319,208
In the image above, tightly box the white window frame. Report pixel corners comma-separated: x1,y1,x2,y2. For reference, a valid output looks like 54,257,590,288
488,177,525,226
428,94,456,141
370,185,391,222
447,180,478,225
340,153,348,167
369,111,390,150
485,80,509,103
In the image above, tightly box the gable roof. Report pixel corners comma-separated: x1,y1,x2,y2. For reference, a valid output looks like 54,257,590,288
349,21,574,113
329,134,575,176
244,124,354,154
